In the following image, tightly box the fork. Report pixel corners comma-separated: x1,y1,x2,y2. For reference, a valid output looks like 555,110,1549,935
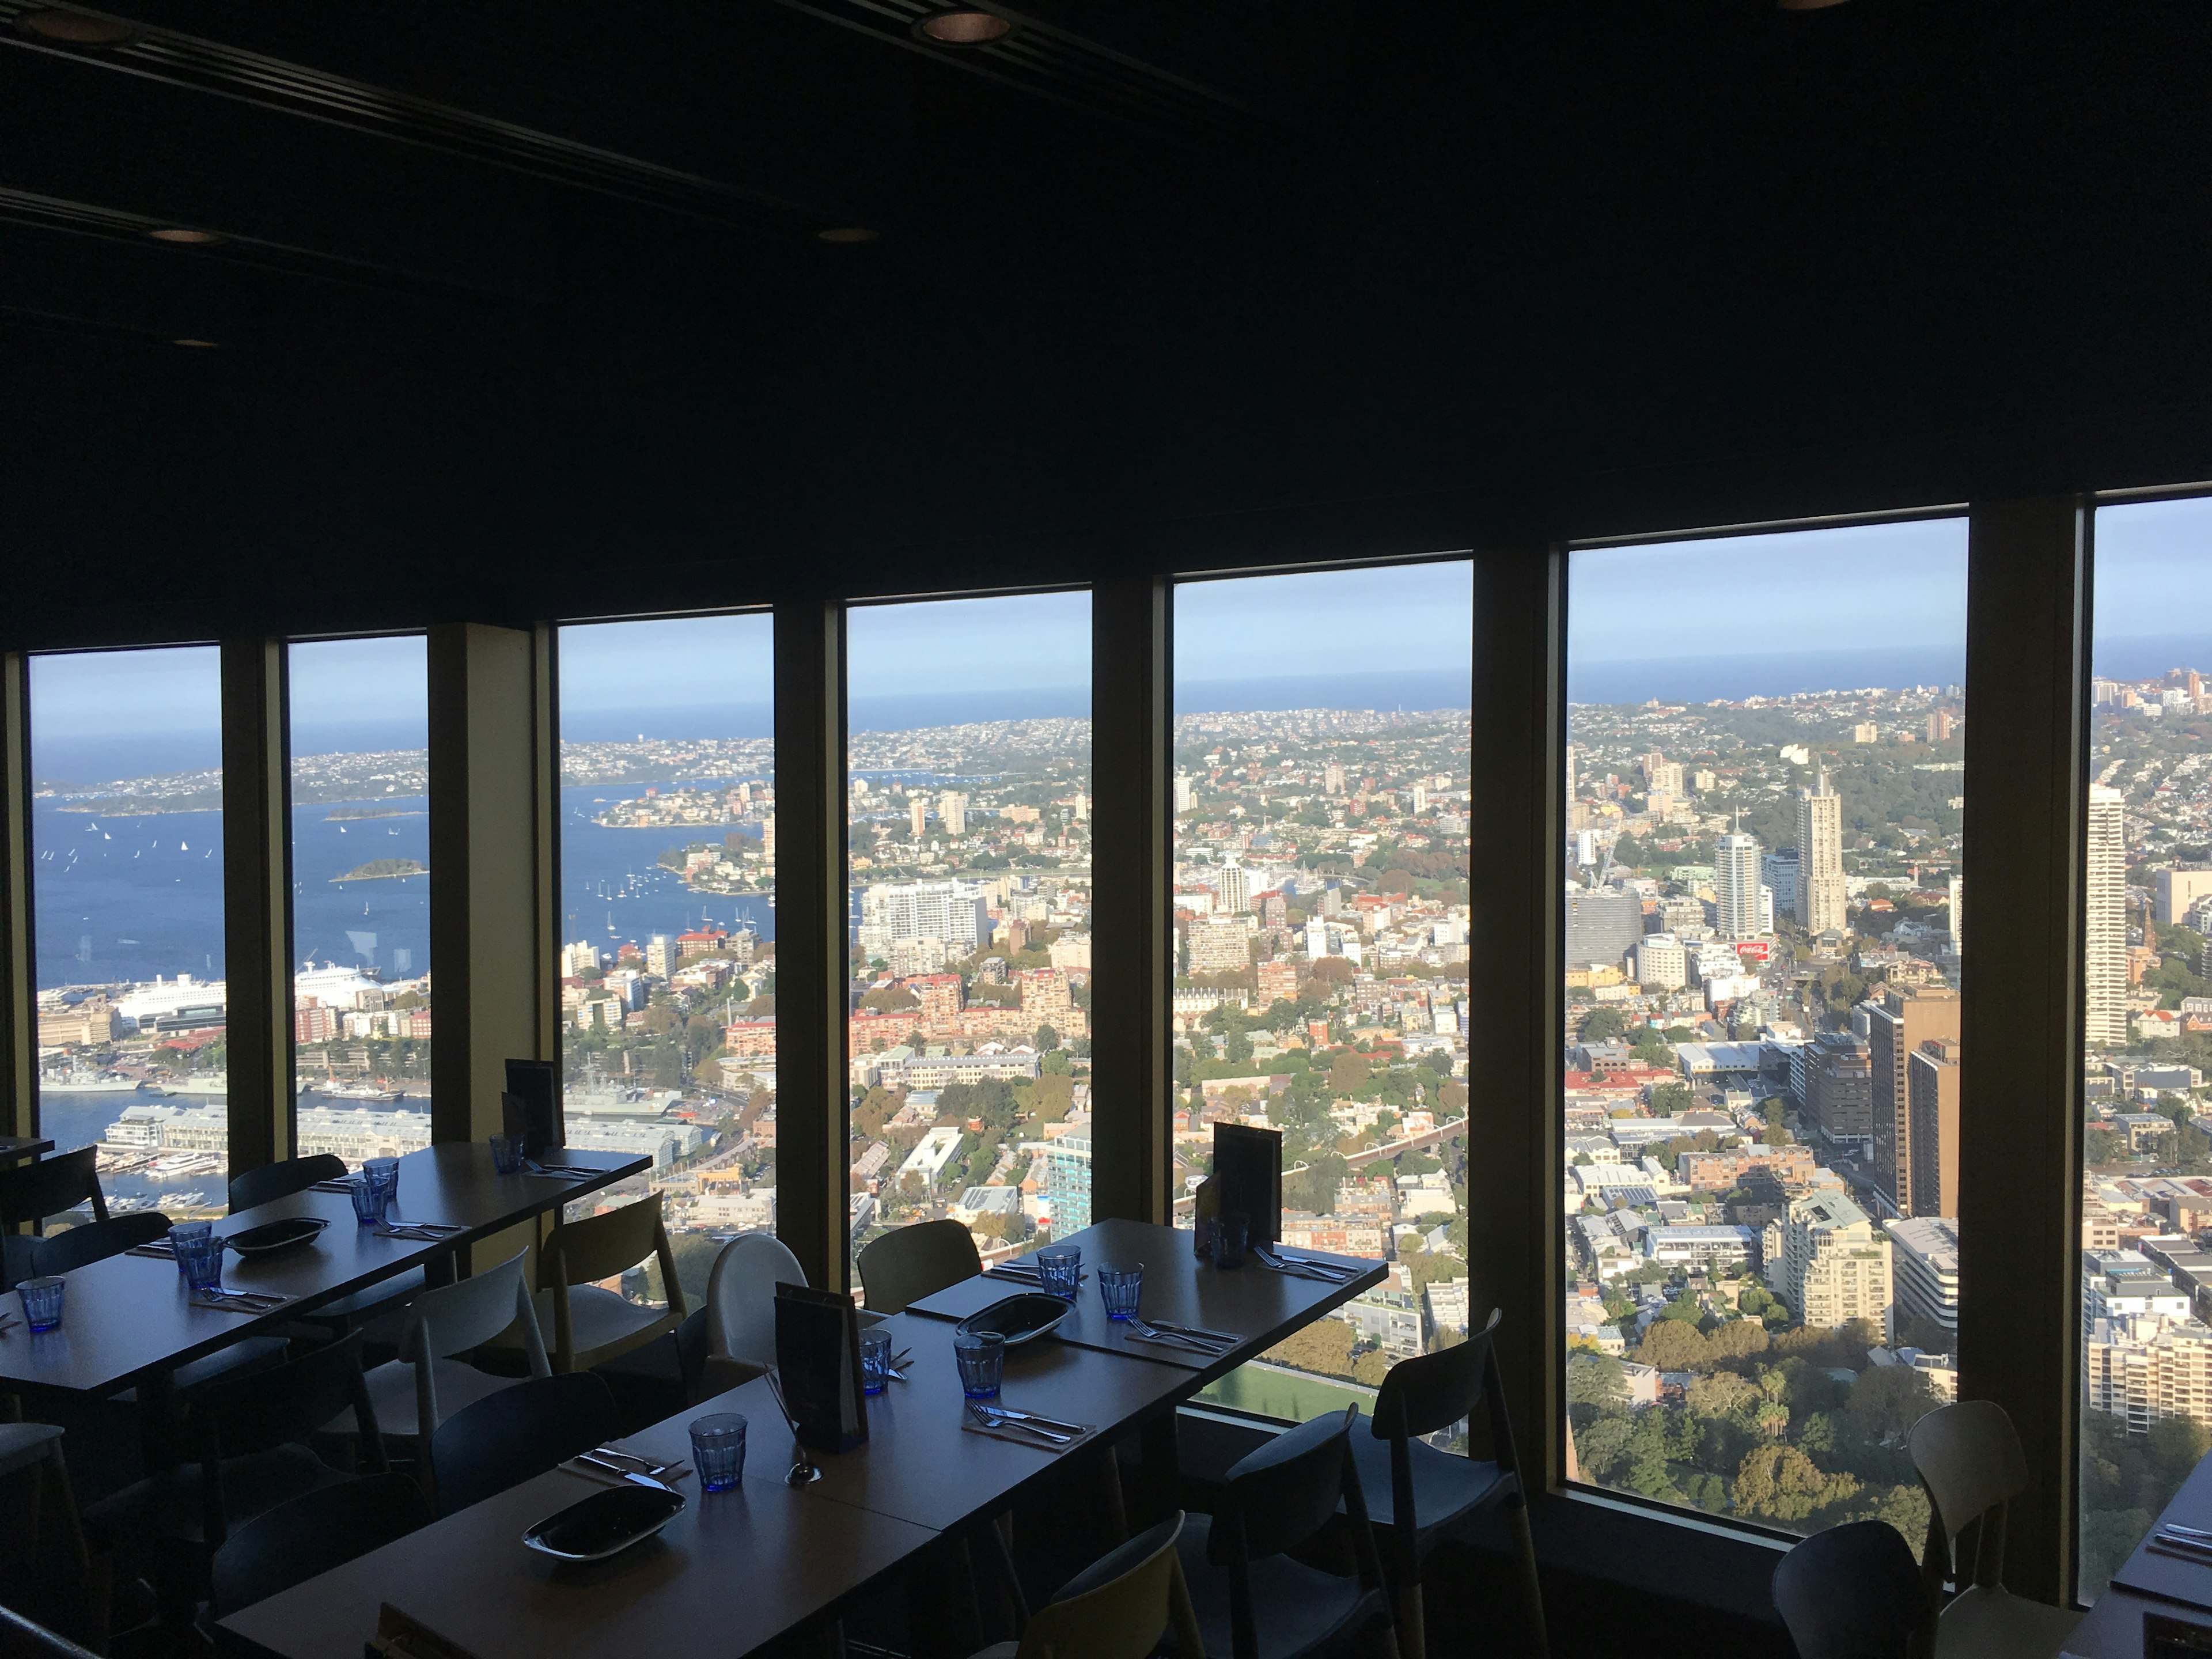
968,1402,1073,1444
1126,1316,1228,1354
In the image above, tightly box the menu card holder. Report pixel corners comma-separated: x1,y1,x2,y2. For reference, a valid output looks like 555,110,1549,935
774,1283,869,1454
1213,1123,1283,1245
502,1059,559,1158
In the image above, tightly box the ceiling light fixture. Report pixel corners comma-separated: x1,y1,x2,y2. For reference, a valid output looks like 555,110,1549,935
147,228,226,245
817,227,880,244
171,338,219,349
16,8,135,44
915,10,1013,46
1776,0,1850,9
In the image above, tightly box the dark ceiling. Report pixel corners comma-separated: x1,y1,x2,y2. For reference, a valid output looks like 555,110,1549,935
3,0,2210,644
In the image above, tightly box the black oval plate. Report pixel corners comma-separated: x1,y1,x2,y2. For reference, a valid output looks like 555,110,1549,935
956,1293,1072,1346
523,1483,685,1562
222,1216,328,1256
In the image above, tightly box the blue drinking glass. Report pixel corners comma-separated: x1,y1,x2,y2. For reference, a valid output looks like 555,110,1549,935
169,1219,212,1278
348,1176,385,1225
175,1232,226,1292
1215,1214,1249,1270
1099,1264,1143,1320
1035,1245,1081,1300
689,1413,748,1492
955,1331,1005,1400
488,1134,523,1175
861,1328,892,1395
18,1277,64,1332
364,1158,400,1215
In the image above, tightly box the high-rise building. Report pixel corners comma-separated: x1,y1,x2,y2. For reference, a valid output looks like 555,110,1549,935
1714,829,1763,939
1323,760,1345,796
938,791,968,836
861,880,992,950
1907,1038,1962,1219
1217,861,1251,915
910,794,929,839
1852,722,1880,743
1886,1215,1960,1342
1868,984,1962,1217
1565,889,1643,970
1796,772,1846,935
1948,873,1963,952
2086,785,2128,1046
1802,1030,1873,1149
1772,1191,1893,1339
1762,849,1800,915
1926,709,1955,742
2153,867,2212,928
1174,772,1195,813
761,813,776,863
646,934,679,978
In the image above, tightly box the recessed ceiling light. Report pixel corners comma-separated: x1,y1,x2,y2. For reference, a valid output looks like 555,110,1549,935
148,228,225,245
171,338,219,349
817,227,881,244
915,10,1013,45
17,9,135,45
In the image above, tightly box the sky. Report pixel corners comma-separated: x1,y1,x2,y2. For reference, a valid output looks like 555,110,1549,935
559,613,774,714
2095,497,2212,637
1569,518,1971,665
28,644,223,739
1175,562,1474,682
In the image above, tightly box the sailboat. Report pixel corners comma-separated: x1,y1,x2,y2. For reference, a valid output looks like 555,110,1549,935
179,840,187,852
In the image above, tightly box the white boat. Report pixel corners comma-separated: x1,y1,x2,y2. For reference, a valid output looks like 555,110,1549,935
324,1082,402,1102
160,1072,229,1096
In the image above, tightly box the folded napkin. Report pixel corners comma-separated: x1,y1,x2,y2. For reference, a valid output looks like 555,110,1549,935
560,1455,693,1487
127,1241,177,1259
960,1411,1099,1449
189,1289,294,1313
309,1179,358,1193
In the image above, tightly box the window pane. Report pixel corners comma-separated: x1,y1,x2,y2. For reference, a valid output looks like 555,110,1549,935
845,593,1092,1296
557,615,774,1278
287,637,432,1169
1565,520,1967,1537
2078,496,2212,1599
31,646,227,1221
1170,563,1474,1417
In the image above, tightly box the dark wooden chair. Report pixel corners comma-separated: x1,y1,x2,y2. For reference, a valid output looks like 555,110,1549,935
427,1372,620,1517
1173,1407,1398,1659
0,1148,109,1230
1347,1308,1545,1659
209,1471,430,1616
28,1213,170,1277
1771,1520,1928,1659
226,1154,347,1214
858,1219,980,1313
85,1331,385,1633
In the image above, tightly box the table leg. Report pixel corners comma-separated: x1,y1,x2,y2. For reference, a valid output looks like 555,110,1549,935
1131,1410,1182,1528
136,1366,179,1471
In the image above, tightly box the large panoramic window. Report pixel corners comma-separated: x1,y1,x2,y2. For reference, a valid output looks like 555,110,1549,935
286,636,432,1168
1562,518,1967,1538
1170,562,1474,1419
843,592,1093,1294
29,646,228,1222
556,615,774,1267
2076,495,2212,1597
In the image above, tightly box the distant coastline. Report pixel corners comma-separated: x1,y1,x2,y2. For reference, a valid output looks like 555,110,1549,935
331,858,427,882
325,806,421,821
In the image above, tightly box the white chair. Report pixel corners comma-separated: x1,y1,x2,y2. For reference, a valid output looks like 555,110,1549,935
327,1249,550,1502
1910,1399,2082,1658
699,1231,806,1396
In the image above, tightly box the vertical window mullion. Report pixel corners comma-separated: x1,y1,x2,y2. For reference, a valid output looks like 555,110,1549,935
0,652,31,1143
774,599,849,1293
220,637,296,1176
1958,496,2090,1603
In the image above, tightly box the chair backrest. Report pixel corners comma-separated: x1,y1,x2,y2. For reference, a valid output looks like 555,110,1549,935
429,1372,620,1517
677,1306,710,1404
28,1213,170,1277
706,1231,807,1365
401,1249,547,1435
228,1154,347,1215
189,1331,384,1547
543,1193,677,1296
1372,1305,1508,1445
1910,1399,2028,1597
1214,1407,1361,1566
857,1219,979,1314
1771,1521,1928,1659
209,1472,430,1616
0,1148,107,1229
1018,1513,1203,1659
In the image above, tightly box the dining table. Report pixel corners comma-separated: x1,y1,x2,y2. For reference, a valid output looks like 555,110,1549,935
0,1142,648,1424
2065,1447,2212,1654
215,1218,1391,1659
